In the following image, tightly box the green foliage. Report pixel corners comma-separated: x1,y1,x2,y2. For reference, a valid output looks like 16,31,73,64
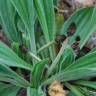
61,7,96,49
0,0,96,96
32,59,48,88
0,0,22,42
0,42,32,70
0,63,31,88
0,82,20,96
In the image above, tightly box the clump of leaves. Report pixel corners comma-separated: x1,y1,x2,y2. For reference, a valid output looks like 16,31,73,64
0,0,96,96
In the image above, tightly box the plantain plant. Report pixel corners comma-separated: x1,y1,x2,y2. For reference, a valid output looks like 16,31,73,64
0,0,96,96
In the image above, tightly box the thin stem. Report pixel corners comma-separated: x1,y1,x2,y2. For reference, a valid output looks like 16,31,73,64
28,52,41,61
37,40,55,53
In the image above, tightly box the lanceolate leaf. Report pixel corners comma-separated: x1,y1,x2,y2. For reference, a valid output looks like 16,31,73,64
0,64,31,88
27,87,46,96
43,50,96,85
34,0,49,43
65,50,96,70
34,0,55,60
59,46,75,71
0,82,20,96
32,59,48,88
10,0,37,54
0,42,32,71
0,0,21,42
42,0,56,40
10,0,29,31
43,68,96,85
75,80,96,90
47,39,68,75
61,7,96,49
26,0,37,54
65,82,84,96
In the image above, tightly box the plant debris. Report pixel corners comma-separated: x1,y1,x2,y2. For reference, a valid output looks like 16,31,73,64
48,81,66,96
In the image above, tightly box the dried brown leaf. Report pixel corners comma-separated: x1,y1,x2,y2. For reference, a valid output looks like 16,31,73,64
48,81,66,96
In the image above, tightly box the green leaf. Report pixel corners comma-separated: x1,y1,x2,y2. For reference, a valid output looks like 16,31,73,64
0,42,32,71
75,80,96,90
61,7,96,49
34,0,55,60
59,46,75,71
0,0,22,42
47,39,68,75
10,0,36,54
43,68,96,85
0,82,20,96
43,50,96,85
53,0,58,5
32,59,48,88
68,92,76,96
10,0,29,31
0,64,31,88
65,82,84,96
42,0,56,40
27,87,46,96
66,50,96,70
34,0,50,43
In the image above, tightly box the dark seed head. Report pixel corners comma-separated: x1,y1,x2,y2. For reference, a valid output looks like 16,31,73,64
19,44,28,54
67,23,76,37
55,35,67,43
71,42,79,50
71,42,80,56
